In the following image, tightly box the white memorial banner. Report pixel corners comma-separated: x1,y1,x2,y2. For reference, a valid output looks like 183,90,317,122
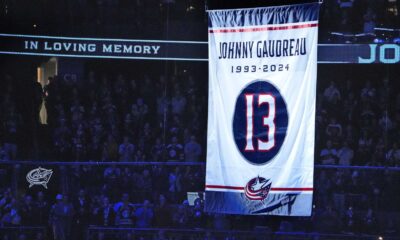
205,3,320,216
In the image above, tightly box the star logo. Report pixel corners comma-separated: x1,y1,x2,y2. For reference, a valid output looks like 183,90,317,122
26,167,53,189
244,176,271,201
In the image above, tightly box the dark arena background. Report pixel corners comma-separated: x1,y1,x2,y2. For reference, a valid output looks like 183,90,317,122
1,0,400,239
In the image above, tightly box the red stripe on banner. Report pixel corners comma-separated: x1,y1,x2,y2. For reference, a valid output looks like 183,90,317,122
205,185,244,190
209,23,318,33
206,185,313,191
271,188,313,191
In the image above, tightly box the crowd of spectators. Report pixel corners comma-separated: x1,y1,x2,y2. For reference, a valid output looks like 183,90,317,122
315,69,400,166
1,61,400,239
0,81,19,161
320,0,400,35
2,64,400,167
0,67,207,163
0,165,399,239
0,71,42,161
45,70,206,162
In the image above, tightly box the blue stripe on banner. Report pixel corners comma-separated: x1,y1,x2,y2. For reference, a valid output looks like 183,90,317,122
208,3,320,28
205,191,312,216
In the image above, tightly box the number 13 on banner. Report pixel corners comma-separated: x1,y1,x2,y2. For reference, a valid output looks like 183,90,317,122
244,94,275,151
233,81,288,165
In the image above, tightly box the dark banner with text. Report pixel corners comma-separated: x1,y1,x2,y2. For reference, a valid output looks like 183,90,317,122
0,33,207,61
0,33,399,63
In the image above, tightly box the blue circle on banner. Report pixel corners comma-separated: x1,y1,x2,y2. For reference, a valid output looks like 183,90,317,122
233,80,288,165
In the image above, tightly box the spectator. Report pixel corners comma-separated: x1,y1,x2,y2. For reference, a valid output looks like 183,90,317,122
184,135,202,162
325,117,343,147
131,98,148,129
135,200,154,228
118,136,135,161
53,118,71,161
343,205,357,233
336,0,355,32
2,118,18,160
378,110,394,132
49,194,75,240
172,200,192,228
369,139,386,166
140,76,154,105
136,169,152,201
73,189,90,239
362,207,378,234
360,80,376,102
180,166,193,192
93,196,115,227
35,191,49,226
363,7,376,33
184,75,198,96
343,124,357,146
20,195,36,225
323,81,341,104
104,164,121,179
156,94,169,123
102,134,119,161
343,92,358,122
115,193,135,227
70,100,85,127
168,166,182,202
212,213,230,230
318,204,340,233
320,140,338,165
1,197,21,226
122,113,135,138
153,230,168,240
169,115,183,137
192,192,205,228
0,188,12,208
166,136,183,161
358,130,373,150
93,196,115,240
71,123,86,161
337,141,354,166
117,167,131,193
128,79,139,102
103,164,121,199
133,150,146,162
386,142,400,166
152,165,169,197
87,133,102,160
153,194,171,227
151,138,165,161
171,89,186,115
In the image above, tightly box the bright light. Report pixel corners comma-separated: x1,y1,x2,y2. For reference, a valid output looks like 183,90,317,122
378,236,383,240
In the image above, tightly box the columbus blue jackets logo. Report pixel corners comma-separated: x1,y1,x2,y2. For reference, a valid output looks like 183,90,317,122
26,167,53,189
244,176,272,201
